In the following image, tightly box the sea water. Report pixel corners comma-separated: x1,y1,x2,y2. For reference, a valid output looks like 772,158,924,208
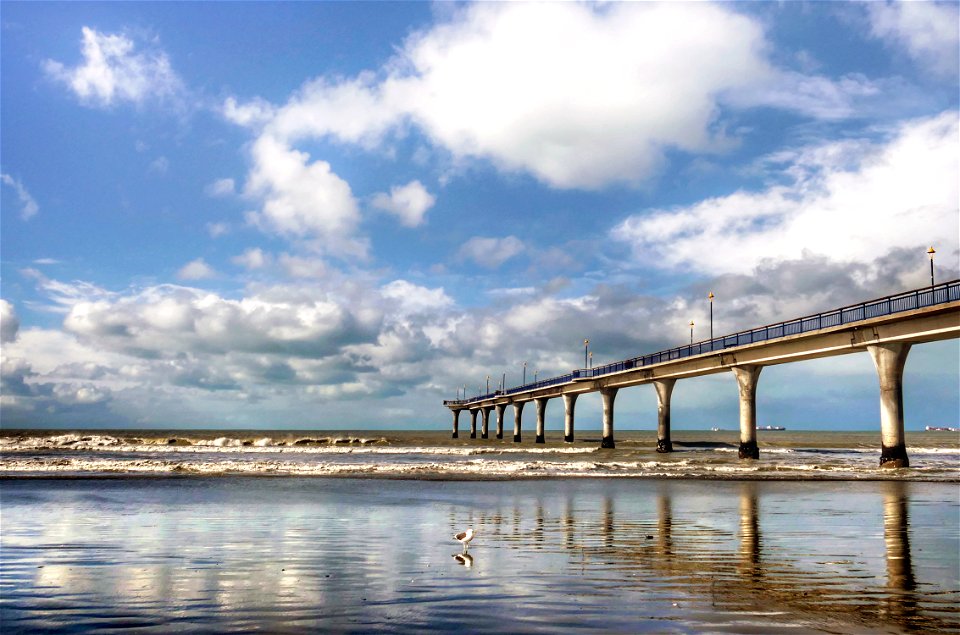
1,429,958,480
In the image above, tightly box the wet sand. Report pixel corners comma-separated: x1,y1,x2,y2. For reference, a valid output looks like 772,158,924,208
1,477,958,633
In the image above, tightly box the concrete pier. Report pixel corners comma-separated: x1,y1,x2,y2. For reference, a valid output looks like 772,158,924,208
513,401,525,442
563,394,577,443
469,409,478,439
600,387,618,449
535,398,548,444
732,365,762,459
452,409,460,439
868,343,912,468
481,406,491,439
653,379,676,453
495,403,506,440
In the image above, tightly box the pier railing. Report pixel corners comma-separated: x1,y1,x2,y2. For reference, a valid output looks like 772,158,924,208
445,280,960,406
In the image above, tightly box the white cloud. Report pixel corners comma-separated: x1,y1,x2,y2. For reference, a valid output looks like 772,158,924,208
43,27,182,107
177,258,217,280
459,236,525,268
244,135,365,258
1,174,39,220
223,96,276,128
1,299,20,343
149,156,169,175
370,180,436,227
613,111,960,276
867,1,960,77
232,248,270,270
279,254,327,279
381,280,453,317
206,222,229,238
205,178,235,197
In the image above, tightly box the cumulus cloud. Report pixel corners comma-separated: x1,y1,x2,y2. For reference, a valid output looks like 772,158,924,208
43,27,183,107
613,111,959,277
205,178,235,198
244,135,365,258
232,248,270,270
459,236,526,269
371,180,436,227
866,1,960,78
1,174,39,220
1,300,20,343
177,258,217,280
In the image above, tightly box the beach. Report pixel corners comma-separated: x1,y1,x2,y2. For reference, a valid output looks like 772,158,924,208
1,454,959,633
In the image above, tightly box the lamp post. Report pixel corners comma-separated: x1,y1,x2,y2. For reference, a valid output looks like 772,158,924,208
584,339,589,369
486,375,490,394
534,369,538,383
928,246,936,287
501,372,506,392
689,320,694,345
708,292,714,340
589,352,593,368
522,361,527,385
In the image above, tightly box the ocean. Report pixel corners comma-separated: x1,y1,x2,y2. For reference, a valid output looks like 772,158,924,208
1,429,958,633
1,428,958,480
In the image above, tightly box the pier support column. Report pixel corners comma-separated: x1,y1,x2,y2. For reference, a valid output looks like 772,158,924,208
868,343,912,468
600,387,618,449
732,365,762,459
452,409,461,439
513,402,525,442
535,398,548,444
653,379,676,453
481,407,491,439
562,394,578,443
495,404,506,440
469,409,478,439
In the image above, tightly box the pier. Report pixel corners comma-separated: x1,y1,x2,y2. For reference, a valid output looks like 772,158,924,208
445,281,960,467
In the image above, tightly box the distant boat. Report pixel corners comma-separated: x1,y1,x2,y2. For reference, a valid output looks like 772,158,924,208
925,426,959,432
756,425,786,431
710,427,722,432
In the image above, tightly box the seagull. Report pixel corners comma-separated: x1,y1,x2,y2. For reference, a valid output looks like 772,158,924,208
454,528,475,552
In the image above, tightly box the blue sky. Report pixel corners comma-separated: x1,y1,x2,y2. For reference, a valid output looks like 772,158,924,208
1,1,958,431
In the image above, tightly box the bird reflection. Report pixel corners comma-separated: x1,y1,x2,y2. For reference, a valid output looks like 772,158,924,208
452,553,474,568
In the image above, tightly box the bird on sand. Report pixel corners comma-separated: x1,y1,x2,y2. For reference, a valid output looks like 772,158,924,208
453,528,475,552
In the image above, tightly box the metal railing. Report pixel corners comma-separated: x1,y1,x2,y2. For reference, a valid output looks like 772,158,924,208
444,280,960,407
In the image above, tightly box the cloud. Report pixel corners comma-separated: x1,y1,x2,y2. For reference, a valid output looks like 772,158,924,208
206,222,230,238
43,27,183,108
1,300,20,343
613,111,959,276
222,96,276,128
177,258,217,280
149,156,169,175
232,248,270,270
371,180,436,227
279,254,327,279
244,135,365,258
205,178,236,198
459,236,526,269
866,1,960,78
1,174,39,220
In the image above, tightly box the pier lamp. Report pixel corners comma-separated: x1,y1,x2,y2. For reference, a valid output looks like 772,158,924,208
928,246,936,286
534,369,539,383
584,339,590,369
689,320,695,345
523,361,527,385
708,292,714,340
486,375,490,394
589,351,593,368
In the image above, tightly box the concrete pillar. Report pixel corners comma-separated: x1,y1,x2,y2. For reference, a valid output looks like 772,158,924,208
513,401,525,442
481,407,491,439
469,409,478,439
535,398,548,444
653,379,676,453
562,394,578,443
600,387,618,449
495,403,507,440
868,343,912,468
452,409,461,439
732,365,762,459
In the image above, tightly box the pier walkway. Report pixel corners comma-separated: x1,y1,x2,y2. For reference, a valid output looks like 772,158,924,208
443,281,960,467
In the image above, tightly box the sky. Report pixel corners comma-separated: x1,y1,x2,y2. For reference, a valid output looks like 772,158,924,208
1,1,958,432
